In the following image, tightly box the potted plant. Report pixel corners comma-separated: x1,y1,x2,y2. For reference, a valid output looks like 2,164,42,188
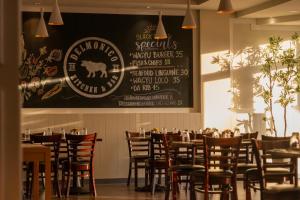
258,33,300,137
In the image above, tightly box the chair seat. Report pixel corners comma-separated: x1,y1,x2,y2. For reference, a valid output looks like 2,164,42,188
131,155,149,160
192,168,234,177
169,164,204,172
146,159,168,169
209,169,233,177
263,184,300,199
266,167,290,173
266,183,300,190
237,163,257,168
245,168,260,181
237,163,257,174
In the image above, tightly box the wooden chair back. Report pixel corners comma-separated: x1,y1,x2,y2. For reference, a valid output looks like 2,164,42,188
189,131,205,140
150,133,171,168
166,133,182,143
30,134,62,164
204,136,242,172
65,133,97,164
125,131,149,158
239,131,259,163
252,138,296,187
261,135,291,141
241,132,259,140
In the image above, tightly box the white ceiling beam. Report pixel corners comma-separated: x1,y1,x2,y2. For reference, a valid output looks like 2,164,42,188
256,14,300,25
235,0,293,18
24,0,209,10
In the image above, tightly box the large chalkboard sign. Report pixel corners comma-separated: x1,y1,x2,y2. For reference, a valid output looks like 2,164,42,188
20,12,193,108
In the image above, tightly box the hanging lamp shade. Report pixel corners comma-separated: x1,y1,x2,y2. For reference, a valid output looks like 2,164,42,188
35,8,49,38
49,0,63,25
181,0,196,29
217,0,234,14
154,11,167,40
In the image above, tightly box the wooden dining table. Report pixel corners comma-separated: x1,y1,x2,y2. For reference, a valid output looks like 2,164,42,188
22,143,51,200
22,135,103,196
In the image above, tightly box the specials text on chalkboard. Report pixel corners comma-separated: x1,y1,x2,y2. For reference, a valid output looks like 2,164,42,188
20,12,193,108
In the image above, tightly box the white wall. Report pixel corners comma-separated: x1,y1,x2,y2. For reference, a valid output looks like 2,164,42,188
21,112,201,179
200,10,234,130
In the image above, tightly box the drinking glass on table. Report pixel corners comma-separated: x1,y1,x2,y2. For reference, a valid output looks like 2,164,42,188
24,128,31,140
186,130,190,142
173,128,178,134
233,128,240,137
290,132,300,148
82,128,88,135
61,128,66,139
212,131,220,138
139,128,146,138
162,127,168,134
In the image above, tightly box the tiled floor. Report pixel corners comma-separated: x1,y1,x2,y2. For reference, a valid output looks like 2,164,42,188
52,182,260,200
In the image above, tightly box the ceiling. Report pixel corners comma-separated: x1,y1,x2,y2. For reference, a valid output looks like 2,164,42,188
22,0,300,25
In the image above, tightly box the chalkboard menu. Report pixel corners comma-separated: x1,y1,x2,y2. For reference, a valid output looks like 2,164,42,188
20,12,193,108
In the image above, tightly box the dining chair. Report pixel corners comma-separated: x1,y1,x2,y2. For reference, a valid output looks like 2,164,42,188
62,133,97,197
244,133,292,193
165,135,204,200
29,133,63,198
125,131,150,189
190,136,242,200
237,132,259,186
245,139,300,200
261,136,295,184
146,133,171,195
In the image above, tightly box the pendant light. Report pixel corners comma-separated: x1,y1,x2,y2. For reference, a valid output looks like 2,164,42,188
217,0,234,14
154,11,167,40
181,0,196,30
35,8,49,38
48,0,64,25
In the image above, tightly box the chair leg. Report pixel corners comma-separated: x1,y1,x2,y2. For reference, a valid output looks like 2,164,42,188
231,179,238,200
54,168,61,198
152,173,157,195
25,165,32,199
81,171,84,187
127,162,132,186
61,170,64,196
204,180,209,200
158,169,162,185
66,168,71,197
245,179,252,200
89,168,97,196
220,190,229,200
165,171,170,200
189,174,196,200
145,165,149,187
172,171,178,200
134,160,138,189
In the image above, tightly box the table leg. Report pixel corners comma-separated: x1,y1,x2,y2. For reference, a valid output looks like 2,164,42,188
32,161,39,200
295,158,298,187
134,161,138,189
44,151,51,200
